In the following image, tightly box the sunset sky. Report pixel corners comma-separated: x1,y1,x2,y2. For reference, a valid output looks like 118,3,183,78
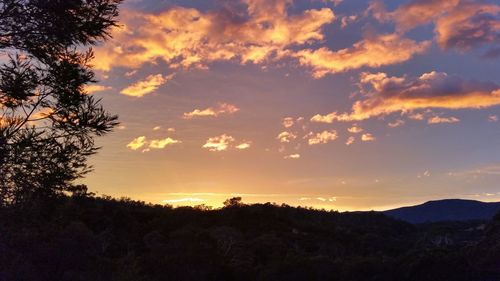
84,0,500,211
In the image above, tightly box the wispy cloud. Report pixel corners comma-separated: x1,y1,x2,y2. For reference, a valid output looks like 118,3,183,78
427,116,460,124
284,153,301,159
294,33,430,78
488,115,499,122
84,84,112,94
388,119,405,128
120,74,174,97
162,198,205,204
183,103,239,119
307,130,338,145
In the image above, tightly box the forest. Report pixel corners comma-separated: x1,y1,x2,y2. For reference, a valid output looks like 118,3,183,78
0,195,499,281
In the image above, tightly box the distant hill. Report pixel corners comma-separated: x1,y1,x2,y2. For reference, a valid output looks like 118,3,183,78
383,199,500,223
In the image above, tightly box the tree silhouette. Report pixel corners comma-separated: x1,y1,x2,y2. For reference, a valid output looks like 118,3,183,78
0,0,122,206
224,197,243,207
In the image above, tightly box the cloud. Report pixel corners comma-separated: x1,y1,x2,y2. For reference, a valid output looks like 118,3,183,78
370,0,500,54
307,130,338,145
282,117,295,128
294,33,430,78
149,137,182,149
153,126,161,131
127,136,181,151
120,74,174,97
345,136,355,145
84,84,112,94
203,134,235,151
183,103,239,119
340,15,358,28
361,133,376,141
93,1,434,78
312,71,500,122
93,1,335,72
127,136,147,150
277,131,297,143
162,198,205,203
388,119,405,128
125,70,138,77
488,115,499,122
310,112,338,123
284,153,301,159
408,113,425,120
235,142,251,150
369,0,460,31
347,125,363,133
435,2,500,52
418,170,431,178
427,115,460,124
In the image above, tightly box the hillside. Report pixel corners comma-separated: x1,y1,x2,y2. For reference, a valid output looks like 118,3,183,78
0,196,499,281
383,199,500,224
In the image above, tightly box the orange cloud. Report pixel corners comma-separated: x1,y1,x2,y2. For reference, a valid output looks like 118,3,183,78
294,33,430,78
84,84,112,94
183,103,239,119
284,153,301,159
312,71,500,122
120,74,174,97
345,136,355,146
127,136,147,150
203,134,235,152
235,142,252,150
347,125,363,133
408,113,425,121
149,137,182,149
127,136,182,151
307,130,338,145
427,116,460,124
277,131,297,143
361,133,376,142
93,1,335,72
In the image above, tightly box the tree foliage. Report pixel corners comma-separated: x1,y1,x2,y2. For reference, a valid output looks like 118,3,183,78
0,0,122,206
1,196,499,281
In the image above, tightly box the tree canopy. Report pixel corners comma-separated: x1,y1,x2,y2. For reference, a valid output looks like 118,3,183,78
0,0,122,206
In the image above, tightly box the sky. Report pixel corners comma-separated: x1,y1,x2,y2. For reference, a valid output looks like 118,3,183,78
83,0,500,211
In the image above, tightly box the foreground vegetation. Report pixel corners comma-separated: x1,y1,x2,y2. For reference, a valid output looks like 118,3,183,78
1,195,499,281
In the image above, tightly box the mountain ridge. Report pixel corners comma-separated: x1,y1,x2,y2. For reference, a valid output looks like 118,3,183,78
383,198,500,223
